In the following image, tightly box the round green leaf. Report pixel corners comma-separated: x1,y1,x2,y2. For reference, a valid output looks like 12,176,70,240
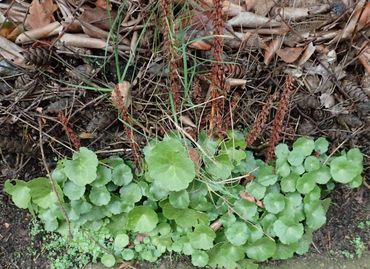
314,137,329,154
293,137,315,156
260,214,277,237
225,221,249,246
245,237,276,262
304,156,320,172
169,190,190,209
296,172,317,194
296,230,313,255
276,160,291,177
127,206,158,233
89,186,111,206
281,192,304,222
275,143,290,160
304,200,326,230
245,181,266,200
101,253,115,267
189,225,216,250
191,250,209,267
112,163,133,186
347,148,363,163
208,242,245,268
313,166,331,184
205,154,233,180
247,224,264,242
273,216,304,244
280,173,299,193
28,177,63,208
348,174,363,188
122,249,135,260
291,164,305,175
4,180,31,209
146,138,195,191
63,180,85,200
233,199,257,221
91,165,112,187
114,233,129,250
263,193,285,214
273,242,298,260
287,150,304,166
51,168,67,184
257,165,278,186
63,147,98,186
330,156,359,183
120,183,142,204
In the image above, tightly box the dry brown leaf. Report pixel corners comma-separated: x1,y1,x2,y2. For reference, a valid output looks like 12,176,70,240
188,40,212,50
240,192,264,208
245,0,256,11
111,81,132,111
358,44,370,74
227,11,281,28
276,47,304,63
95,0,111,10
333,0,366,42
298,42,316,65
358,2,370,29
188,148,201,171
16,22,62,44
272,5,330,21
79,6,117,31
263,37,283,65
0,22,17,38
26,0,58,29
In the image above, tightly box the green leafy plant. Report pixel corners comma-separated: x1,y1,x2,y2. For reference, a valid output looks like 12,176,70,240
4,134,364,269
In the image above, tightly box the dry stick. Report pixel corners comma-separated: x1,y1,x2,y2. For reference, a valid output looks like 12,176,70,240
265,75,295,162
38,118,72,238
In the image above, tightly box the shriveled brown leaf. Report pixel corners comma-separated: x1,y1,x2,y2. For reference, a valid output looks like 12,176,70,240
188,40,212,50
276,47,304,63
26,0,58,29
188,148,201,171
358,44,370,74
227,11,281,28
0,22,17,38
240,192,264,208
263,37,283,65
298,42,316,65
95,0,111,10
245,0,256,11
358,2,370,29
79,6,117,31
111,81,132,111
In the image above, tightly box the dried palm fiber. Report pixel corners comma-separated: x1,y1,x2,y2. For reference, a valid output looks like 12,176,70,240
209,0,225,135
160,0,180,109
246,91,278,146
266,75,295,162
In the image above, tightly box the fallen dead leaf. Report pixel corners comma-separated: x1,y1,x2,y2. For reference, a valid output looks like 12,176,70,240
276,47,304,63
111,81,132,111
26,0,58,29
95,0,111,10
188,40,212,50
263,37,283,65
188,148,201,171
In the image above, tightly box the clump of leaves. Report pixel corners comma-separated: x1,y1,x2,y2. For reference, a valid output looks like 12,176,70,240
5,133,364,269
